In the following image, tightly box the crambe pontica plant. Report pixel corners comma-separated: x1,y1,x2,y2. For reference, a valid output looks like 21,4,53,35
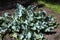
0,3,58,40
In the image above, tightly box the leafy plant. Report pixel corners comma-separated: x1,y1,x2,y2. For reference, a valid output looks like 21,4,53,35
0,3,58,40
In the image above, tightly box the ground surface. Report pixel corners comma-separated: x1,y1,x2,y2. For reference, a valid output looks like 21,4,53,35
0,7,60,40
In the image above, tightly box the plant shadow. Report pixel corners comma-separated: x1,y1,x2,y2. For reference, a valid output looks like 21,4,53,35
43,31,56,35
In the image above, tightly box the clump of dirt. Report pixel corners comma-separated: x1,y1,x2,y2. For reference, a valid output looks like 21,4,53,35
54,34,60,40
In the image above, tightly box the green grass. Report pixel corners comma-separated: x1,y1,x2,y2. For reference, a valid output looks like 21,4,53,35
38,1,60,14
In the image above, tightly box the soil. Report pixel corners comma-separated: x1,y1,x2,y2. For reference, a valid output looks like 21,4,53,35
0,6,60,40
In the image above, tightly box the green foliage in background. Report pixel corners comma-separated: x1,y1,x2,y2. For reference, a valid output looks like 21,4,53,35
0,3,57,40
39,0,60,14
40,0,60,3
